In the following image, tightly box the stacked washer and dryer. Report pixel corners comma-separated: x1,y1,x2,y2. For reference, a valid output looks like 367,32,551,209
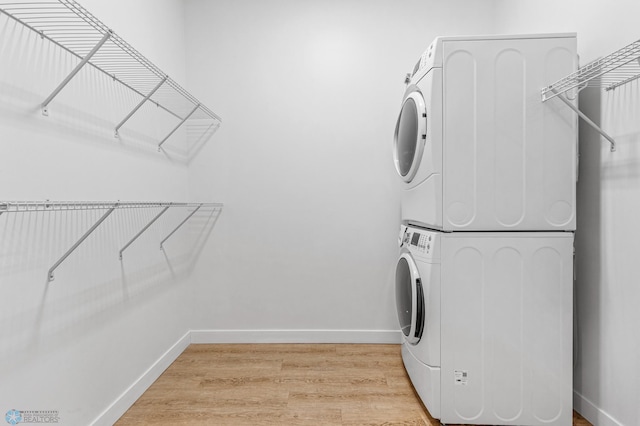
393,34,578,426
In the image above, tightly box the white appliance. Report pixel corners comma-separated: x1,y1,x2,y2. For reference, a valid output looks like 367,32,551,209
396,224,574,425
393,34,578,231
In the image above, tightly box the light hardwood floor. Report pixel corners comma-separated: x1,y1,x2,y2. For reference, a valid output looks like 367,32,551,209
116,344,592,426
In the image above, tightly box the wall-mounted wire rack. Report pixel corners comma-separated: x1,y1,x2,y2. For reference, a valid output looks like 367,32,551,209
542,38,640,152
0,0,221,151
0,201,223,282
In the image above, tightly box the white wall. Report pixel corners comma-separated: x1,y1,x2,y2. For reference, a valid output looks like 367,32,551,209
0,1,203,424
494,1,640,425
9,1,637,425
184,0,497,339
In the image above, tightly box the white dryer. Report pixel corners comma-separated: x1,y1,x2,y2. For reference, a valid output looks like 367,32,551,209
395,224,574,425
394,34,578,231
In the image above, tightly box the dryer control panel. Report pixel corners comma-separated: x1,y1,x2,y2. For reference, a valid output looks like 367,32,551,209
407,37,443,85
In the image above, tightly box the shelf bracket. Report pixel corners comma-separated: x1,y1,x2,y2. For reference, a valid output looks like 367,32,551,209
554,92,616,152
47,205,116,283
119,205,171,260
160,204,202,251
114,76,168,138
158,103,200,151
42,30,112,116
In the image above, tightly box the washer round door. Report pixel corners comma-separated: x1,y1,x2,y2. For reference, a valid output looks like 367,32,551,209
393,90,427,183
395,251,425,344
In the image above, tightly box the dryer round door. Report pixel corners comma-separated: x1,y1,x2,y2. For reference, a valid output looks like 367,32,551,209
395,251,425,344
393,91,427,183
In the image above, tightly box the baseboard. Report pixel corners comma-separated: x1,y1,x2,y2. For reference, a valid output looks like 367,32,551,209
89,334,628,426
90,329,401,424
574,390,623,426
90,331,191,426
190,329,403,344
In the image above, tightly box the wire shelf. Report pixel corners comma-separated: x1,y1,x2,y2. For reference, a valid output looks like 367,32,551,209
0,201,223,213
0,200,223,282
542,38,640,101
0,0,221,150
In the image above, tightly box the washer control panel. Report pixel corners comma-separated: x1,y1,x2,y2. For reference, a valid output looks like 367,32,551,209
409,231,432,254
400,225,439,261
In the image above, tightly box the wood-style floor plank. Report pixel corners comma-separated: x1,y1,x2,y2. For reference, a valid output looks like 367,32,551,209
116,344,592,426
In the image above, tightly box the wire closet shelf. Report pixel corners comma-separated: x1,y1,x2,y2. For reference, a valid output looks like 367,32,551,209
541,38,640,152
0,201,223,282
542,38,640,100
0,0,221,150
0,201,222,212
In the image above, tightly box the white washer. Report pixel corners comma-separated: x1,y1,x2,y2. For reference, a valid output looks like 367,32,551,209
395,224,574,425
393,34,578,231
